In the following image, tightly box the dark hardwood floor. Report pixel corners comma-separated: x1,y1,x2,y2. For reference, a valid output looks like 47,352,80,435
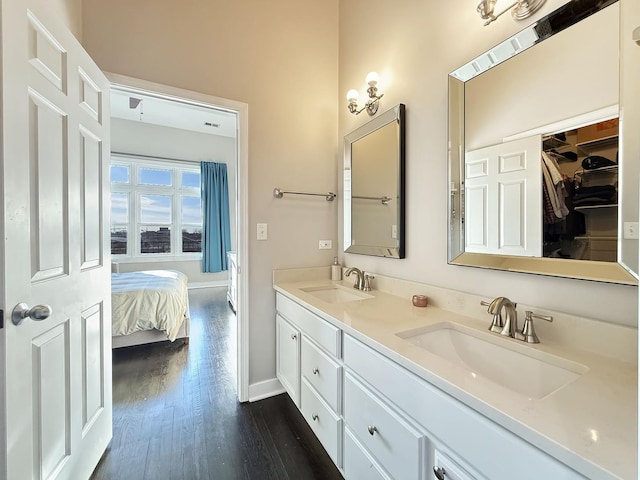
91,288,343,480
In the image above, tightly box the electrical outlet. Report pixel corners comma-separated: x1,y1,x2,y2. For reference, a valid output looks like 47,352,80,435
257,223,268,241
319,240,332,249
623,222,639,239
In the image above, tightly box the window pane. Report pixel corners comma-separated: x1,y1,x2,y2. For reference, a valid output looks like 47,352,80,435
111,227,128,255
140,195,171,224
110,165,129,183
181,171,201,188
139,167,172,186
182,227,202,253
140,226,171,254
182,196,202,224
111,193,129,223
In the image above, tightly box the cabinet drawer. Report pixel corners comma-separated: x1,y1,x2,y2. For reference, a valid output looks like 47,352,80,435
344,371,426,480
434,450,481,480
301,336,342,412
300,378,342,467
344,426,391,480
276,293,341,357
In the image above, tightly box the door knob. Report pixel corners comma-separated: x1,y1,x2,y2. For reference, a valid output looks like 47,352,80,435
12,303,52,325
433,466,447,480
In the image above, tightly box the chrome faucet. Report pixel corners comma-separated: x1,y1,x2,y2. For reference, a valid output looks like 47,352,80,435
520,310,554,343
480,299,503,333
362,273,374,292
344,267,364,290
483,297,523,340
482,298,554,343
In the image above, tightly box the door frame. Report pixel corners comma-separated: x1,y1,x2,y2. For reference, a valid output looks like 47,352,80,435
106,73,250,402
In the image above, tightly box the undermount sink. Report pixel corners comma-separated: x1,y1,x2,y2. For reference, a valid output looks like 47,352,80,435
396,322,588,399
300,285,373,304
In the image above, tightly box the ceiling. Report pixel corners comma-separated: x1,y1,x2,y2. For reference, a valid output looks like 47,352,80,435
110,88,237,138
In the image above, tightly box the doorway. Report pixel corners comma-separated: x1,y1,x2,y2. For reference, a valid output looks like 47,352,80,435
107,74,249,402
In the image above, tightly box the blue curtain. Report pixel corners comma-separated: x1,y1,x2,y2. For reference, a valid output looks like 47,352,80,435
201,161,231,272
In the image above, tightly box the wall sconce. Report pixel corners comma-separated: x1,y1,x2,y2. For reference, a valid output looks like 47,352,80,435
477,0,546,26
347,72,384,116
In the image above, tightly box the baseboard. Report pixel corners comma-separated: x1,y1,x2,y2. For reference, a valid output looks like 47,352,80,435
188,281,228,290
248,378,286,402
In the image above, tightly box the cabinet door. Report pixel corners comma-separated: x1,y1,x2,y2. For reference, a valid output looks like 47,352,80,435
276,314,300,406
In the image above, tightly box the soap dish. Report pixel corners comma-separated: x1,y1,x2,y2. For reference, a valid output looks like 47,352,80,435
412,295,428,307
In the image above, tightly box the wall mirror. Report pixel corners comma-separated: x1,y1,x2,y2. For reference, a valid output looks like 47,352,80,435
448,0,638,284
344,104,405,258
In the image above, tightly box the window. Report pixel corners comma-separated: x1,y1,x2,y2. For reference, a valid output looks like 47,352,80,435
110,156,202,258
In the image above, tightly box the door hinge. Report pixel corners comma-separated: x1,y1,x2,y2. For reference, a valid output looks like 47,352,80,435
0,309,3,329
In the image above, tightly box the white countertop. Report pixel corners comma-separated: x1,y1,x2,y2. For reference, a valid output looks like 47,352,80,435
274,273,637,480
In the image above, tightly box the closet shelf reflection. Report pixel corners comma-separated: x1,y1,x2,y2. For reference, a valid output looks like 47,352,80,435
574,204,618,212
576,135,618,154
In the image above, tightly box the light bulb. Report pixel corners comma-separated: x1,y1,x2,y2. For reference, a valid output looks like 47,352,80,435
346,89,359,102
365,71,379,86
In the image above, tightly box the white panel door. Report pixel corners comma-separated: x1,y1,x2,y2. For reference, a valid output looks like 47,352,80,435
1,1,112,479
465,136,542,257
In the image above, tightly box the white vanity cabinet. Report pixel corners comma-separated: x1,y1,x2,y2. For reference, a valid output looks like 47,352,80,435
275,293,344,468
275,290,591,480
343,334,585,480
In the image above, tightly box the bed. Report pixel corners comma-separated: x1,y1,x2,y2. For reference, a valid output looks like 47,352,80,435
111,270,190,348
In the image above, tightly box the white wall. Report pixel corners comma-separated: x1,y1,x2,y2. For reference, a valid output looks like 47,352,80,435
82,0,339,386
339,0,637,326
111,118,237,284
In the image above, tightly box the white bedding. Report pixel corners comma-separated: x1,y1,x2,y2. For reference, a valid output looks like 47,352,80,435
112,270,189,341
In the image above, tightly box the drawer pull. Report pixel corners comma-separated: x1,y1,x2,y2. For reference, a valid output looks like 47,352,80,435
367,425,377,436
433,466,446,480
291,333,297,340
312,367,319,375
312,413,319,421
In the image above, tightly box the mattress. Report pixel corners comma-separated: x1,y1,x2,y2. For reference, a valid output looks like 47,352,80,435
112,270,189,341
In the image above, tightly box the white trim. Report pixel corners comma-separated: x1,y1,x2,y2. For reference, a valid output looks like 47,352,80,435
188,281,228,290
237,100,250,403
106,73,250,403
503,105,619,142
248,378,286,402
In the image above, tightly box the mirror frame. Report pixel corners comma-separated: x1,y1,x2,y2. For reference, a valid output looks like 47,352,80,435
344,103,406,258
447,0,637,285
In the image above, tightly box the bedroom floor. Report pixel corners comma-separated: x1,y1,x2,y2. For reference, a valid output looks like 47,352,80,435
90,287,342,480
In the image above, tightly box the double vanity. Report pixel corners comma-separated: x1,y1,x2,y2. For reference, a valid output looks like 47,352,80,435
274,267,637,480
